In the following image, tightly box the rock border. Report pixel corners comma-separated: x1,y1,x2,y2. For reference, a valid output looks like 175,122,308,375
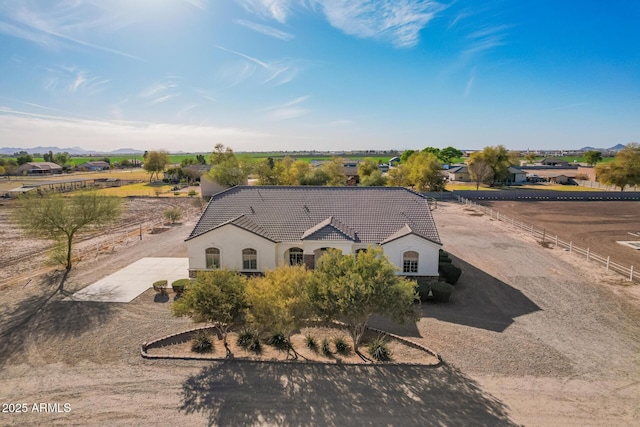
141,323,442,367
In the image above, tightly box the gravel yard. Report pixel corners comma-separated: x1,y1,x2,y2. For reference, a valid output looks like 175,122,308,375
0,199,639,426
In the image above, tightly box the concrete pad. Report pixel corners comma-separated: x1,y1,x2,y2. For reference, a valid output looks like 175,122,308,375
66,257,189,303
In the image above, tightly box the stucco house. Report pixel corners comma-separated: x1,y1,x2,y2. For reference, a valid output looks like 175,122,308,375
448,165,471,182
185,186,442,281
77,161,110,171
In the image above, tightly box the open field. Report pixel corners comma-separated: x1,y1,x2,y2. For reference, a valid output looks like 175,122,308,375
0,199,639,425
478,200,640,270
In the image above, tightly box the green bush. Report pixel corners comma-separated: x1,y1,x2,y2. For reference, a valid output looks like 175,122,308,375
188,190,197,197
248,337,262,354
171,278,190,294
439,256,452,263
305,334,318,353
333,336,351,356
267,332,289,351
439,263,462,285
191,331,213,353
367,336,392,362
153,280,168,295
430,282,454,302
237,328,257,348
321,338,332,357
415,279,432,302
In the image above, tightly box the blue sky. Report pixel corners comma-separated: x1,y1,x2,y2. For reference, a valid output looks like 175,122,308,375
0,0,638,153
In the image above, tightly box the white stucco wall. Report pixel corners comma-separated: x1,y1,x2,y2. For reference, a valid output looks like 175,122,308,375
381,234,441,277
187,224,277,272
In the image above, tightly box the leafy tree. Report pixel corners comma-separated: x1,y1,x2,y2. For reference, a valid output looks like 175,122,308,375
299,168,331,186
439,146,463,164
16,152,33,166
468,155,494,190
584,150,603,166
472,145,512,186
406,151,445,191
43,150,54,162
245,265,312,359
359,169,387,186
119,159,132,168
0,165,5,175
524,152,537,163
209,143,236,165
196,154,207,165
596,143,640,191
180,157,198,167
172,269,247,358
143,150,170,182
387,163,411,187
207,155,249,187
356,159,379,178
400,150,415,163
14,192,122,287
319,157,347,186
255,158,282,185
53,152,70,166
286,159,311,185
307,247,419,357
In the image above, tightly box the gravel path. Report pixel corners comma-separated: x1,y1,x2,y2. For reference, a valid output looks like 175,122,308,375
0,199,638,426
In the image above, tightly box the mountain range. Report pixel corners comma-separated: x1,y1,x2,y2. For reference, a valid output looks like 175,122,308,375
579,144,627,151
0,146,146,156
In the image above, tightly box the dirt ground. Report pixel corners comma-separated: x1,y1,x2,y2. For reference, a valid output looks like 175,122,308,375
0,199,639,426
478,200,640,270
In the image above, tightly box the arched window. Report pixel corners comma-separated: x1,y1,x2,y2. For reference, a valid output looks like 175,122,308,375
403,251,419,273
288,247,304,266
242,248,257,270
205,247,220,269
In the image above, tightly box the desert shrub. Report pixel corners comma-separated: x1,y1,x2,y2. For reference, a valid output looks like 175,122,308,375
439,263,462,285
171,278,190,294
237,328,257,348
153,280,168,295
430,282,454,302
163,207,182,224
415,278,433,302
188,190,197,197
191,331,213,353
333,336,351,356
247,337,262,354
321,338,332,357
174,192,180,197
267,332,289,351
367,336,392,362
305,334,318,352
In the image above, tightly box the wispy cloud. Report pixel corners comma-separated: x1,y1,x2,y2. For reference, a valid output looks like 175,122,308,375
463,24,510,57
0,1,144,61
216,46,300,86
140,76,181,106
235,0,293,23
42,66,109,95
464,69,475,98
263,96,310,120
313,0,445,48
182,0,208,10
234,19,295,41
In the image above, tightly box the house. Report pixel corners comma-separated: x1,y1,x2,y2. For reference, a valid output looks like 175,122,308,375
16,162,63,175
77,161,110,171
507,167,527,183
448,165,471,182
537,158,570,167
185,186,442,281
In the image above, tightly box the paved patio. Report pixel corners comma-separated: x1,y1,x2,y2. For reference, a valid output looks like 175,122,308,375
66,257,189,303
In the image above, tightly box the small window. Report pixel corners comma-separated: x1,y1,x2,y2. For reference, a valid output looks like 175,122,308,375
205,247,220,269
355,248,367,256
288,248,304,266
242,248,257,270
403,251,418,273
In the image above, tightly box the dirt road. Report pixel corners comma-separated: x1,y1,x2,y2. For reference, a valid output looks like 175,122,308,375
0,199,638,426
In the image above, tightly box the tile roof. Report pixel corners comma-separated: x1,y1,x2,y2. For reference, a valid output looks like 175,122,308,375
187,186,441,245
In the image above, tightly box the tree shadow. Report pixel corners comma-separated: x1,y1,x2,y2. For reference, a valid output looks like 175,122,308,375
0,271,118,368
421,256,541,332
180,360,520,426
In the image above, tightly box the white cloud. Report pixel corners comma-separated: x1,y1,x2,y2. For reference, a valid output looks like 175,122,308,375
140,76,181,106
0,108,269,152
236,0,293,23
216,46,301,86
42,66,109,95
234,19,295,41
262,96,310,120
314,0,445,48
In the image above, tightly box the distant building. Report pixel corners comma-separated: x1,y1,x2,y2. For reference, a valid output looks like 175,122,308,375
77,161,110,171
16,162,63,175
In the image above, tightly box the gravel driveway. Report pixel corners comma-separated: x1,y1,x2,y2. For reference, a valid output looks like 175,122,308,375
0,199,638,426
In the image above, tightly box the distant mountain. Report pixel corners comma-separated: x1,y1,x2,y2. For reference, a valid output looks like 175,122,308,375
0,146,90,155
608,144,626,151
579,146,597,151
109,148,145,155
579,144,628,152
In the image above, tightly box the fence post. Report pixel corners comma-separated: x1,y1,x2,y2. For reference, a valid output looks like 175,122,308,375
569,241,573,253
606,256,610,271
631,265,634,282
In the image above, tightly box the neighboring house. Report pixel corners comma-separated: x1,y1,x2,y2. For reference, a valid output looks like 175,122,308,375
507,167,527,183
16,162,63,175
388,157,400,167
185,186,442,281
77,161,110,171
536,158,570,167
448,165,471,182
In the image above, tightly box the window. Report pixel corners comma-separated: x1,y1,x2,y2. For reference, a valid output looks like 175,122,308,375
403,251,418,273
288,248,304,266
205,247,220,269
242,248,257,270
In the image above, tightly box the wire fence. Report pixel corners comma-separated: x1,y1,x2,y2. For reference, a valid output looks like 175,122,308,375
456,196,638,283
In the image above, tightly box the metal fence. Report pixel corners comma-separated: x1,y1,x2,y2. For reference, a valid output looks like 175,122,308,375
452,190,640,201
456,196,638,283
